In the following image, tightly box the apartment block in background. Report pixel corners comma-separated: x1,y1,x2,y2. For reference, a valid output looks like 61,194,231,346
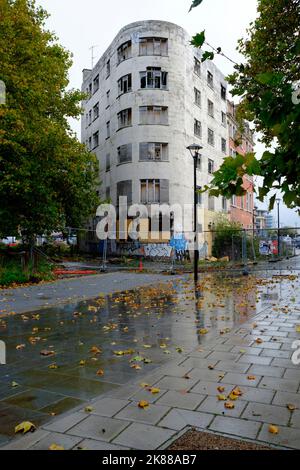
81,20,229,252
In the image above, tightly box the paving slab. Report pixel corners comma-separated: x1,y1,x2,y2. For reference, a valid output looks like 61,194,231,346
153,376,198,392
290,410,300,428
43,411,87,433
209,415,261,440
114,402,170,425
158,409,213,431
258,423,300,450
220,372,262,387
247,365,285,378
238,355,272,365
197,395,248,418
155,390,206,410
260,377,299,393
67,415,130,442
29,432,82,450
74,439,129,450
86,397,129,417
272,391,300,408
112,422,175,450
241,402,291,425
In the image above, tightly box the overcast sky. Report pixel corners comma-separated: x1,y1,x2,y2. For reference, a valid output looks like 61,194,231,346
37,0,300,227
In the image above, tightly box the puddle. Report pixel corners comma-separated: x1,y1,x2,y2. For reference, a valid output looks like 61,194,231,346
0,270,298,443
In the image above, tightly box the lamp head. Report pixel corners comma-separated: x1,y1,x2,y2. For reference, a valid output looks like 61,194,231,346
187,144,203,158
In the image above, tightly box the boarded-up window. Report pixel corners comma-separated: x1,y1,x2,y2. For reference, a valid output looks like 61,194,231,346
118,144,132,164
139,37,168,56
139,106,168,125
117,180,132,206
140,179,169,204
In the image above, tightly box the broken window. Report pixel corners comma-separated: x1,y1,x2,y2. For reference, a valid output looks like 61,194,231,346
106,60,110,77
140,68,167,89
194,88,201,106
118,74,132,95
139,143,168,161
221,137,227,153
139,37,168,56
92,131,99,149
221,111,226,126
208,99,214,117
93,102,99,121
221,84,226,100
106,153,110,171
207,71,214,88
117,41,132,64
106,121,110,138
208,128,215,146
194,57,201,76
194,119,202,137
118,108,132,128
93,75,99,93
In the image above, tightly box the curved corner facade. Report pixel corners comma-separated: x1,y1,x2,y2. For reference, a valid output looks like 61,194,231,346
81,20,229,239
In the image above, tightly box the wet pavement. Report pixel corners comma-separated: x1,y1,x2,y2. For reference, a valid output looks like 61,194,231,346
0,269,298,446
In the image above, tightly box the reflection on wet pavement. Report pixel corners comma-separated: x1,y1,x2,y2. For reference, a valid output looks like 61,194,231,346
0,271,298,442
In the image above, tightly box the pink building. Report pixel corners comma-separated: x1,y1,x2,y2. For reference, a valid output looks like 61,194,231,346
227,101,255,230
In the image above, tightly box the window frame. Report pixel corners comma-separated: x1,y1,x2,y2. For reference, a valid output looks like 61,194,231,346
139,142,168,162
117,40,132,64
140,67,168,90
139,106,168,125
194,119,202,138
118,74,132,96
208,128,215,146
139,37,168,56
208,158,214,174
118,108,132,129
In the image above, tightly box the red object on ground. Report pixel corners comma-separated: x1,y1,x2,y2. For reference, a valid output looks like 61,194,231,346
53,269,96,275
139,259,143,271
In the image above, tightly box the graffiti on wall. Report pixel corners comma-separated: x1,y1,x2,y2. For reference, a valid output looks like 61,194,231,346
144,244,172,258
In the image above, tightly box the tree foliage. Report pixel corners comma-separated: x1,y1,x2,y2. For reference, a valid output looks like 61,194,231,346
0,0,99,240
190,0,300,211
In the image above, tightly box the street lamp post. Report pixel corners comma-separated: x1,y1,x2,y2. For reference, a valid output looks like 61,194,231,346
276,198,281,257
187,144,203,283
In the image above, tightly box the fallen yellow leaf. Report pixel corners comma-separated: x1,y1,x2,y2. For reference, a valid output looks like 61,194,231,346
84,406,93,413
217,394,227,401
224,401,235,409
287,404,297,411
269,424,279,434
49,443,64,450
15,421,36,434
138,400,149,409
